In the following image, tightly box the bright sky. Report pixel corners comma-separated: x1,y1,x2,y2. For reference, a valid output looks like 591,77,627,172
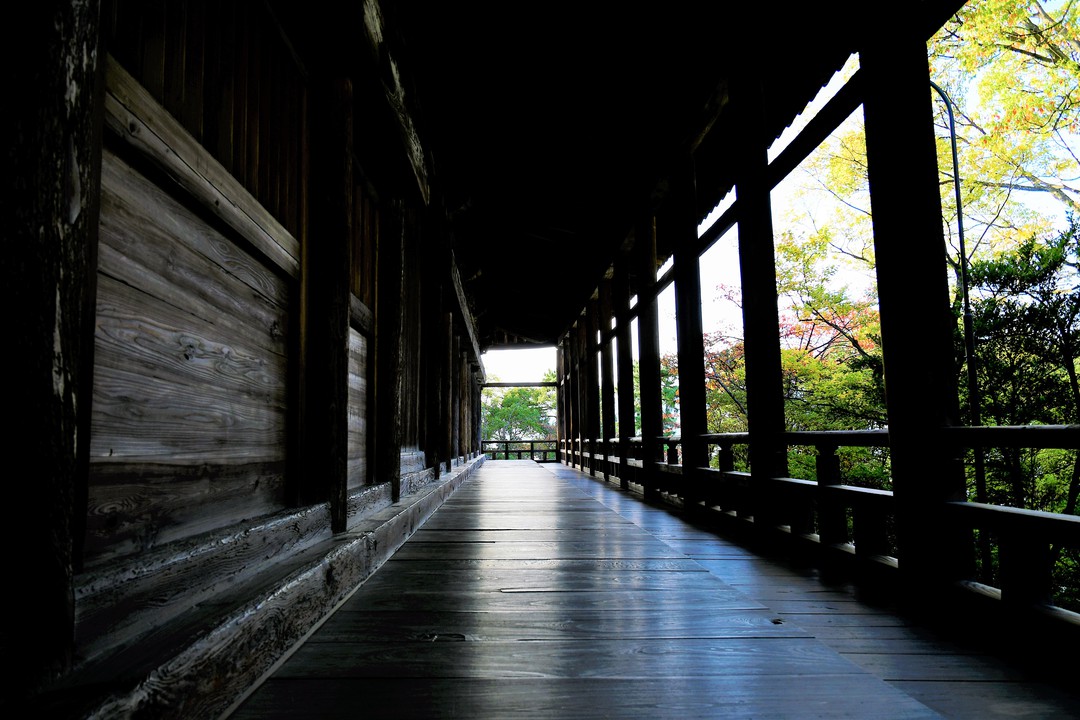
481,346,557,383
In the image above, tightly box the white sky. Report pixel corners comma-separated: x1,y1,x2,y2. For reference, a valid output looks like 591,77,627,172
481,346,557,383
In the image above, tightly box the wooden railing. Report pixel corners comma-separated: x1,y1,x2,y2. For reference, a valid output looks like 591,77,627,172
560,425,1080,627
482,439,558,462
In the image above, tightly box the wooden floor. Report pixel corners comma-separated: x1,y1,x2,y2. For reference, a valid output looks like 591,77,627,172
227,461,1080,719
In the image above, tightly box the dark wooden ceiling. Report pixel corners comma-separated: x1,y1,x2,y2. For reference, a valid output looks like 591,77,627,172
361,2,965,351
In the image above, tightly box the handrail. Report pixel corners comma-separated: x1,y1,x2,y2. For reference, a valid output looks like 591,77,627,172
563,424,1080,621
481,439,558,461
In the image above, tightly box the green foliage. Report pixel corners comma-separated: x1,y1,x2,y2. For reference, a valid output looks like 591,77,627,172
966,221,1080,511
481,373,557,443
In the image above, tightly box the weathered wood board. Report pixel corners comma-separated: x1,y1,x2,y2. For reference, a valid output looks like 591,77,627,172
87,147,292,564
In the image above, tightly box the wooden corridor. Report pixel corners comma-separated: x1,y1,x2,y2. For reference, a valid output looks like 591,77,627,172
226,461,1080,719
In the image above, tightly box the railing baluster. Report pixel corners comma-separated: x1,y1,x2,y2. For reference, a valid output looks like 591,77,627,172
816,443,847,548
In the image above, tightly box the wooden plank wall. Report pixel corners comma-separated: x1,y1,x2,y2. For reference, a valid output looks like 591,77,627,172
348,329,370,491
87,147,292,565
87,0,310,565
102,0,305,240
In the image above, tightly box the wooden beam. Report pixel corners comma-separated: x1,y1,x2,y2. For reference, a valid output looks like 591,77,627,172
359,0,430,204
103,56,300,278
449,251,484,380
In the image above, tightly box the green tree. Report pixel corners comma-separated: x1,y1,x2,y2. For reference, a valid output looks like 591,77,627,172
481,371,557,447
968,221,1079,511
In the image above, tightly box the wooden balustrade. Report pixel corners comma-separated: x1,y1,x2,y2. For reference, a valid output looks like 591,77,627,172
559,425,1080,626
482,439,558,462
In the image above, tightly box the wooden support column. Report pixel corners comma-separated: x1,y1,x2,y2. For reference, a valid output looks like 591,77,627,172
375,203,406,501
564,330,575,466
585,300,602,476
636,212,664,499
454,332,465,462
670,159,708,506
444,313,455,472
473,368,483,456
422,225,445,477
8,1,103,694
302,76,353,529
862,25,966,594
556,343,567,462
731,68,788,526
599,280,617,482
614,261,636,489
571,322,585,470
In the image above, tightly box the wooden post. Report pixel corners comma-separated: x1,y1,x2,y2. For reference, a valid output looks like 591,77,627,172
301,76,353,529
452,332,463,464
7,0,103,694
636,212,664,499
670,158,708,507
599,280,618,482
816,444,848,549
375,202,406,502
731,68,788,527
444,313,455,472
556,342,566,463
422,221,445,478
574,321,587,471
585,299,602,476
614,261,636,490
862,24,967,595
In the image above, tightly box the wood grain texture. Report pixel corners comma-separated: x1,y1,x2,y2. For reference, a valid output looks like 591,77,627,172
104,55,300,277
229,462,951,719
348,328,370,490
88,147,291,564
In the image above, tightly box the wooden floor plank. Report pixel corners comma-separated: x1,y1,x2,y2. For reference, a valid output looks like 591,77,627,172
310,608,811,642
227,461,1080,719
232,677,942,720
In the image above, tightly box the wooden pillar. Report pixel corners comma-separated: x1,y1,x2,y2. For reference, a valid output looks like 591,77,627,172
614,261,636,489
565,341,574,464
452,332,462,463
375,203,406,501
473,368,483,456
636,212,664,498
422,226,445,477
862,25,966,593
670,159,708,506
556,342,566,462
444,313,455,472
302,76,353,529
599,280,618,482
455,341,463,463
585,300,602,476
572,322,585,470
8,0,103,693
731,68,788,525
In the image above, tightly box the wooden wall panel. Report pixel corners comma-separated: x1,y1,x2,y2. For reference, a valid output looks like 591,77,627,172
86,148,291,566
104,0,305,239
348,329,370,490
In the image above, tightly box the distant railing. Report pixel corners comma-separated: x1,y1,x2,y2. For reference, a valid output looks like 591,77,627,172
560,425,1080,623
482,439,558,462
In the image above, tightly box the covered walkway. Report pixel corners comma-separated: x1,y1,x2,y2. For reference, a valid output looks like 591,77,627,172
227,461,1080,719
